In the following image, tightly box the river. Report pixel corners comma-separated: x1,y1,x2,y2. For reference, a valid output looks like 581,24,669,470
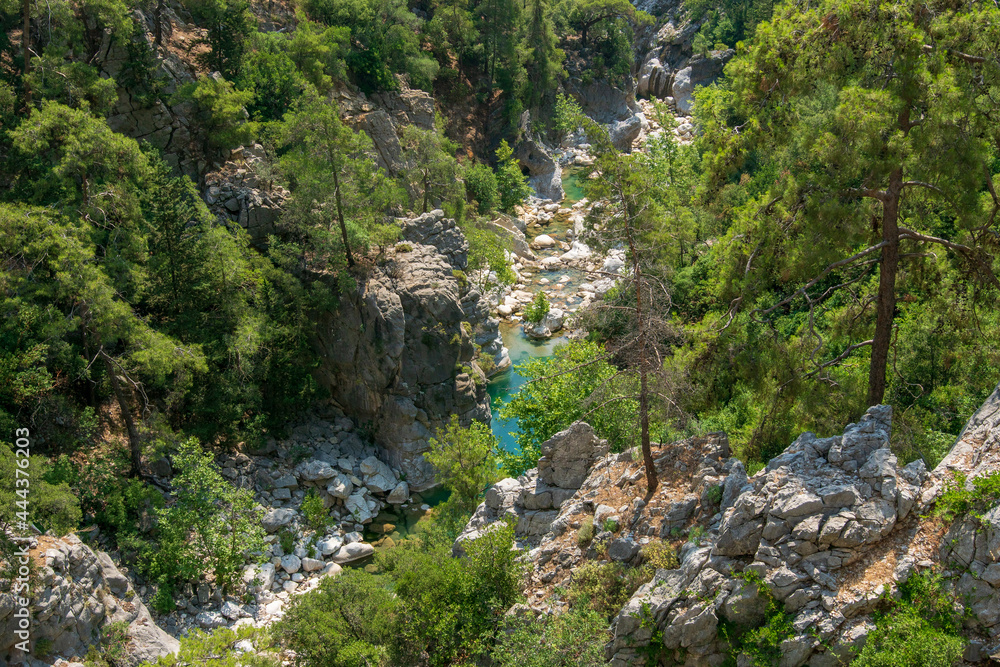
487,323,569,453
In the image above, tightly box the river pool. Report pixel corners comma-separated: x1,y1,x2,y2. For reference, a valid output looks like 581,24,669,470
487,323,569,453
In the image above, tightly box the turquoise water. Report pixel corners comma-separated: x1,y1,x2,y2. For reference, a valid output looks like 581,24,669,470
562,169,587,204
487,324,568,453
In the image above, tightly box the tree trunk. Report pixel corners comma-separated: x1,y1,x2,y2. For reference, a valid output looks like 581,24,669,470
422,171,429,213
628,231,657,497
22,0,30,105
867,167,903,406
331,168,355,267
102,352,143,476
154,0,164,45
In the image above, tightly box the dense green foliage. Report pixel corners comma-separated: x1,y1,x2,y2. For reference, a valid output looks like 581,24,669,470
523,291,551,324
492,607,608,667
0,443,81,535
933,471,1000,522
426,414,499,523
498,340,638,475
854,572,966,667
147,439,266,611
278,521,526,666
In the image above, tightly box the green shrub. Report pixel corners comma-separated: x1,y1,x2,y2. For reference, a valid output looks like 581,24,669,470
639,541,678,570
492,607,608,667
718,570,803,666
933,471,1000,522
523,291,550,324
150,624,281,666
602,517,620,533
301,490,329,531
277,568,395,666
279,521,526,666
850,572,966,667
84,620,131,667
495,140,532,213
854,606,964,667
577,517,595,547
174,75,257,151
465,163,499,215
707,484,724,505
0,444,82,536
567,561,652,621
426,415,498,512
148,439,266,594
278,528,295,555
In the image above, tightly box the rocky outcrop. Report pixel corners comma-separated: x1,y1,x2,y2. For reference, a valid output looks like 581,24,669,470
338,83,436,175
564,79,646,151
515,117,564,202
455,423,610,552
99,26,204,179
312,211,507,490
0,534,178,666
636,20,735,114
477,385,1000,666
604,395,1000,666
203,144,289,243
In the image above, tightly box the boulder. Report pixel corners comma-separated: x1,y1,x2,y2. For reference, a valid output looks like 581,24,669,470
360,455,397,493
326,471,354,499
387,481,410,504
280,554,302,574
243,562,275,592
196,611,228,629
333,542,376,563
298,460,336,482
317,536,344,556
532,234,558,249
345,492,376,523
301,557,325,573
538,422,609,490
262,508,296,533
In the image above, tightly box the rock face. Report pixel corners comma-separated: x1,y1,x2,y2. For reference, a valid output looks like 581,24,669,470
603,397,1000,666
203,144,289,244
100,29,204,180
455,423,610,552
636,19,735,114
564,79,646,151
313,210,506,489
0,535,178,665
515,122,564,202
339,83,436,175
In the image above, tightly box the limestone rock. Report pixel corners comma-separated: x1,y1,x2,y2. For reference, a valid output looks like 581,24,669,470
312,210,496,490
387,481,410,504
538,422,609,490
262,508,297,533
333,542,375,563
360,455,397,493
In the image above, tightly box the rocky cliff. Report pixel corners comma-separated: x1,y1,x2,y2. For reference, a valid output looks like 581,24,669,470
1,534,178,666
634,6,735,114
462,384,1000,665
313,210,508,490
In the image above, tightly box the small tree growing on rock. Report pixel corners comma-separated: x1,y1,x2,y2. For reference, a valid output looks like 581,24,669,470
150,438,266,606
523,291,551,324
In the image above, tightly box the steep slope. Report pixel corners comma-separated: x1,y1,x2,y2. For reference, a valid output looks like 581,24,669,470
460,384,1000,665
